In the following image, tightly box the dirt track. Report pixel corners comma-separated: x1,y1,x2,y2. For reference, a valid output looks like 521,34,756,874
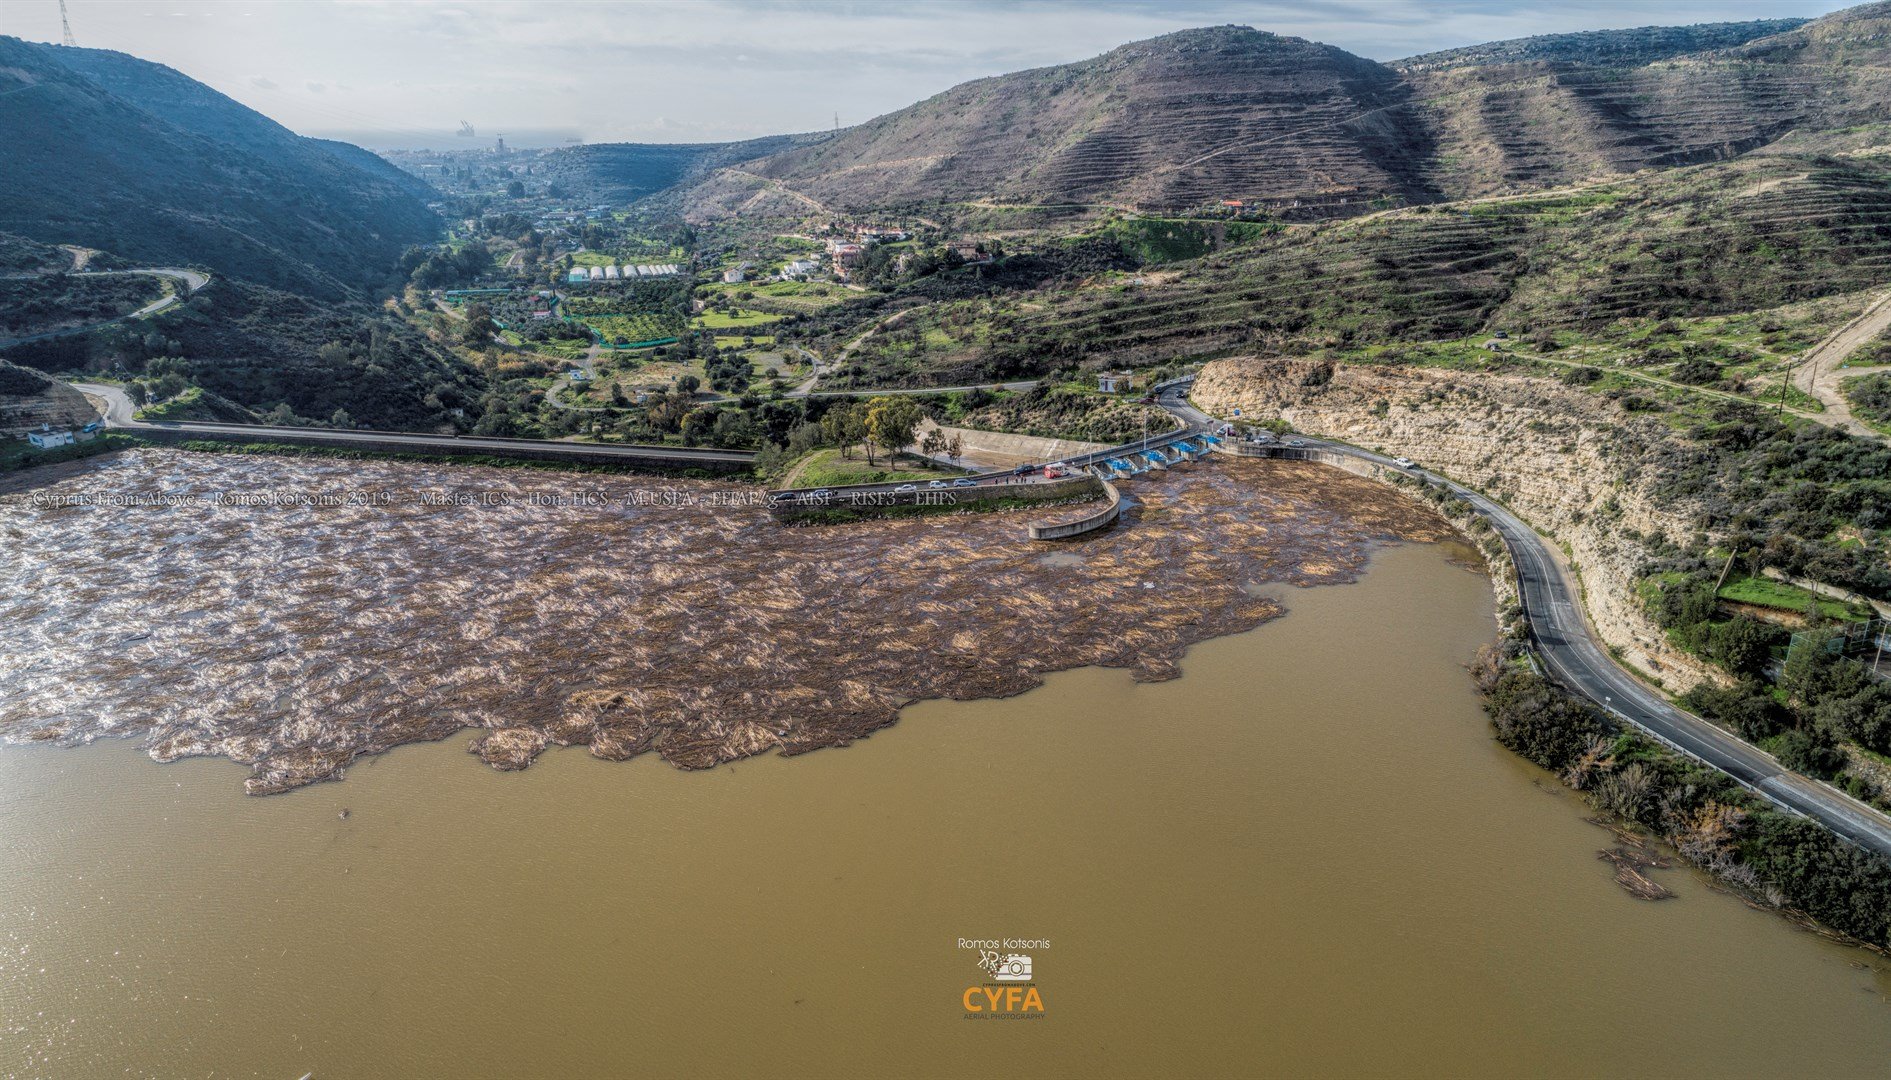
1793,290,1891,438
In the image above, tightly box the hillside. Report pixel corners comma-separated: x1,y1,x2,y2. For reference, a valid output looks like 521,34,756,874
0,359,99,437
677,3,1891,217
1396,18,1809,70
1401,5,1891,198
774,146,1891,387
0,37,440,299
538,133,829,204
689,26,1434,216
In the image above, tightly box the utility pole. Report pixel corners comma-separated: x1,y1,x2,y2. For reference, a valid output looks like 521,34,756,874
59,0,78,46
833,112,840,134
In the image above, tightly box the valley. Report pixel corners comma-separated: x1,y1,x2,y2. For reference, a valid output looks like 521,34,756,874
4,3,1891,1075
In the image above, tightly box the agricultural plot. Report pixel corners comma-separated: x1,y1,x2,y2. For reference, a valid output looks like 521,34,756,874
580,313,684,346
692,307,786,330
702,280,850,314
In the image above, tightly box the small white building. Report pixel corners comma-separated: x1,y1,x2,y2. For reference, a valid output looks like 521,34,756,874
27,427,74,449
604,264,621,280
1098,371,1136,394
567,269,588,283
722,263,750,284
588,266,604,280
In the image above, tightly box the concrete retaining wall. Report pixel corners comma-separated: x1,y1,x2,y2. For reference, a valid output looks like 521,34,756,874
770,475,1102,523
905,421,1108,472
1028,480,1122,540
133,426,752,472
1224,441,1385,480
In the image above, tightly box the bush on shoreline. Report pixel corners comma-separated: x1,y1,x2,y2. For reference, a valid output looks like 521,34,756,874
1473,648,1891,949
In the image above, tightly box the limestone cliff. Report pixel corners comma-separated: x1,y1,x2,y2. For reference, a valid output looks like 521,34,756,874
0,361,98,437
1194,356,1722,691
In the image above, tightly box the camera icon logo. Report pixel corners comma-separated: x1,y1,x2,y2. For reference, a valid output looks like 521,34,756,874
991,954,1032,981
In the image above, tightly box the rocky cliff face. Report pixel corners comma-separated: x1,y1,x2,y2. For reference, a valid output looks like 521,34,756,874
0,361,98,437
1194,356,1722,691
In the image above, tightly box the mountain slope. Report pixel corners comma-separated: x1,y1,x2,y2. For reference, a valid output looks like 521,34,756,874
701,26,1437,215
1397,18,1809,70
537,133,829,204
1401,4,1891,198
0,37,439,299
677,4,1891,218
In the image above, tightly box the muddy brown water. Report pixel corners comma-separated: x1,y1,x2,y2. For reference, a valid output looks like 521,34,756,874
2,459,1889,1077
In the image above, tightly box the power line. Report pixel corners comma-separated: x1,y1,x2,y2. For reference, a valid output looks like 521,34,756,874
59,0,78,47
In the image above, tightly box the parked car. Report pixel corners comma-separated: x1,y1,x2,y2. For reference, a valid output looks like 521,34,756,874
1394,457,1416,469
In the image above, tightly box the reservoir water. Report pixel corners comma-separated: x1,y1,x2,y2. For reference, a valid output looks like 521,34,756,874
2,538,1887,1078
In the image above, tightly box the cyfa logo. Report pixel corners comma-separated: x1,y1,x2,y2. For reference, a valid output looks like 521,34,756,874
963,952,1044,1017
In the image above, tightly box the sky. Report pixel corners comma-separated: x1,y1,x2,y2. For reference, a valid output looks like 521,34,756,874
2,0,1862,147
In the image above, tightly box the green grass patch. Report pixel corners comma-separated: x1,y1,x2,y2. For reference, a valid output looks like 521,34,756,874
789,447,959,488
693,308,785,330
1718,575,1869,621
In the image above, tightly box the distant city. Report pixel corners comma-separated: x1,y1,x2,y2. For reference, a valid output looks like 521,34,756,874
312,128,586,152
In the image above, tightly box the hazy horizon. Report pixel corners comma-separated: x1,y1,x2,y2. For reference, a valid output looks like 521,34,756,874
2,0,1863,148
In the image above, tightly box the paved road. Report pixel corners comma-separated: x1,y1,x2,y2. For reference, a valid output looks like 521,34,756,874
0,267,210,348
1177,388,1891,858
71,382,756,467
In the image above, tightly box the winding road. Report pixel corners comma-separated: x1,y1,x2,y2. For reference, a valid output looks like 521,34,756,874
1166,386,1891,859
0,267,209,349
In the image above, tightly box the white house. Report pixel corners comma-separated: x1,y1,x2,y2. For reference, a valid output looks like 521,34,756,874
1097,371,1137,394
27,427,74,449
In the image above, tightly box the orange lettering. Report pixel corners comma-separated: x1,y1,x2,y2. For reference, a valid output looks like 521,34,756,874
983,987,1004,1010
963,987,982,1012
1004,986,1024,1010
1023,987,1044,1012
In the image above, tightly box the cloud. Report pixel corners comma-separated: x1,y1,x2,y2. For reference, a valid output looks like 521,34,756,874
41,0,1859,145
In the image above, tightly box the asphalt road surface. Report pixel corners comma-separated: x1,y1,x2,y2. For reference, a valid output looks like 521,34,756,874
0,267,209,348
1178,389,1891,858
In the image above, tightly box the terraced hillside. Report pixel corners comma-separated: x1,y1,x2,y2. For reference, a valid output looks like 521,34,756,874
799,147,1891,384
1402,9,1891,198
700,26,1439,215
1498,157,1891,326
1398,19,1809,70
676,4,1891,219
